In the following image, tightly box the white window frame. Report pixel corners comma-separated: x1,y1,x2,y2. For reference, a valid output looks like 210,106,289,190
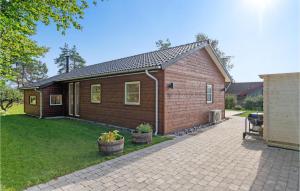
68,83,74,115
29,96,37,105
50,94,63,106
206,84,213,104
125,81,140,105
91,84,101,103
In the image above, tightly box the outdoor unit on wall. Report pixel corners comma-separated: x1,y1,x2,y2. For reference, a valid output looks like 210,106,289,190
209,110,222,124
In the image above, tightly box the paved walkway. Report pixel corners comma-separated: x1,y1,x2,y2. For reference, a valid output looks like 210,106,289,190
26,115,299,191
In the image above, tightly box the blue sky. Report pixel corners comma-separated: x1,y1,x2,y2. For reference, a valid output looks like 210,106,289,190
33,0,300,82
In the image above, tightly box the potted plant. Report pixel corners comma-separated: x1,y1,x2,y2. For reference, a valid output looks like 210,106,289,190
132,123,153,144
98,130,124,155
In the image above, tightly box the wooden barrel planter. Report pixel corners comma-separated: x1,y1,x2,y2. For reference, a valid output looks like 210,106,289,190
132,132,152,144
98,137,124,155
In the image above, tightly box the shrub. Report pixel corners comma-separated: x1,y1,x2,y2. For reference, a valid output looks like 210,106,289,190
242,95,263,111
225,95,236,109
136,123,152,133
98,130,123,143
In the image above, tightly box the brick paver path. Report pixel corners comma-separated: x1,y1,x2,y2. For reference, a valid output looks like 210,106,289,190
26,115,299,191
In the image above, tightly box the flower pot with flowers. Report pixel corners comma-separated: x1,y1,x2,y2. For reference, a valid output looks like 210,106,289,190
132,123,153,144
98,130,124,155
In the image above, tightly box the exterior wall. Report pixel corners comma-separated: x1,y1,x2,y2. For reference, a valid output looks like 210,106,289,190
262,73,300,150
70,71,165,134
24,89,40,116
164,48,225,133
42,84,66,117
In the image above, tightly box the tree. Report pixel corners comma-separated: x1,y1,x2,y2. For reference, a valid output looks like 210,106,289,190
54,44,86,74
195,33,233,71
14,61,48,88
0,85,22,113
70,45,86,71
155,39,171,50
0,0,95,83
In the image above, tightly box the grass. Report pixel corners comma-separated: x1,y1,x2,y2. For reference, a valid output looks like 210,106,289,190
237,110,258,117
1,104,172,191
226,109,263,117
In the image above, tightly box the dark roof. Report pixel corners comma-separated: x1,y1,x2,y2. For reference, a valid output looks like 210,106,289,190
226,82,263,96
22,41,228,89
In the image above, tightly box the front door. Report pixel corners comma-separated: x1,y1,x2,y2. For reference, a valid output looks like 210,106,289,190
68,82,80,116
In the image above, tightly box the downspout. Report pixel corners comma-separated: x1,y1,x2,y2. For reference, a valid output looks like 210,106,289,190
145,70,158,135
34,88,43,119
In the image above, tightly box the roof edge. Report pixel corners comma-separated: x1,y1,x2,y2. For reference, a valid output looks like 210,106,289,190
56,66,162,83
20,66,162,89
259,72,300,79
204,45,232,82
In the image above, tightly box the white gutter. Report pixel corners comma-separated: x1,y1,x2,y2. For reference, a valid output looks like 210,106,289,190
145,70,158,135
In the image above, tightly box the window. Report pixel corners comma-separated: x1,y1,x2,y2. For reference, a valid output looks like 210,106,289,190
91,84,101,103
29,96,36,105
50,95,62,105
125,81,140,105
207,84,213,103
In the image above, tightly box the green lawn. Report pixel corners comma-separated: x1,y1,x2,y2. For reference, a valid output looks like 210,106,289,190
225,109,263,117
1,104,171,191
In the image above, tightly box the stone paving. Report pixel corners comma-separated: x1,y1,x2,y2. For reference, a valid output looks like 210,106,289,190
26,114,299,191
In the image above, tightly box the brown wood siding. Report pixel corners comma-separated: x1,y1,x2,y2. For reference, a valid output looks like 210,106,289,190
42,84,66,117
164,48,225,133
74,71,165,134
24,89,40,116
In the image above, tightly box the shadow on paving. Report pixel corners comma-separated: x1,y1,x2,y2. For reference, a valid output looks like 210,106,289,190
242,138,299,191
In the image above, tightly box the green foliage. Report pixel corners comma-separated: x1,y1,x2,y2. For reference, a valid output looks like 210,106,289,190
242,95,263,111
14,61,48,88
2,105,171,190
155,39,171,50
136,123,153,133
195,33,233,72
98,130,123,143
0,0,94,83
225,95,236,109
54,43,86,74
0,85,22,112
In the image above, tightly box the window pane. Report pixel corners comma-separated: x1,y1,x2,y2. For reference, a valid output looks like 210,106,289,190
126,93,139,103
91,84,101,103
51,95,62,105
30,96,36,105
91,93,101,102
125,82,140,104
207,84,213,102
207,94,212,101
127,84,139,93
92,85,101,93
